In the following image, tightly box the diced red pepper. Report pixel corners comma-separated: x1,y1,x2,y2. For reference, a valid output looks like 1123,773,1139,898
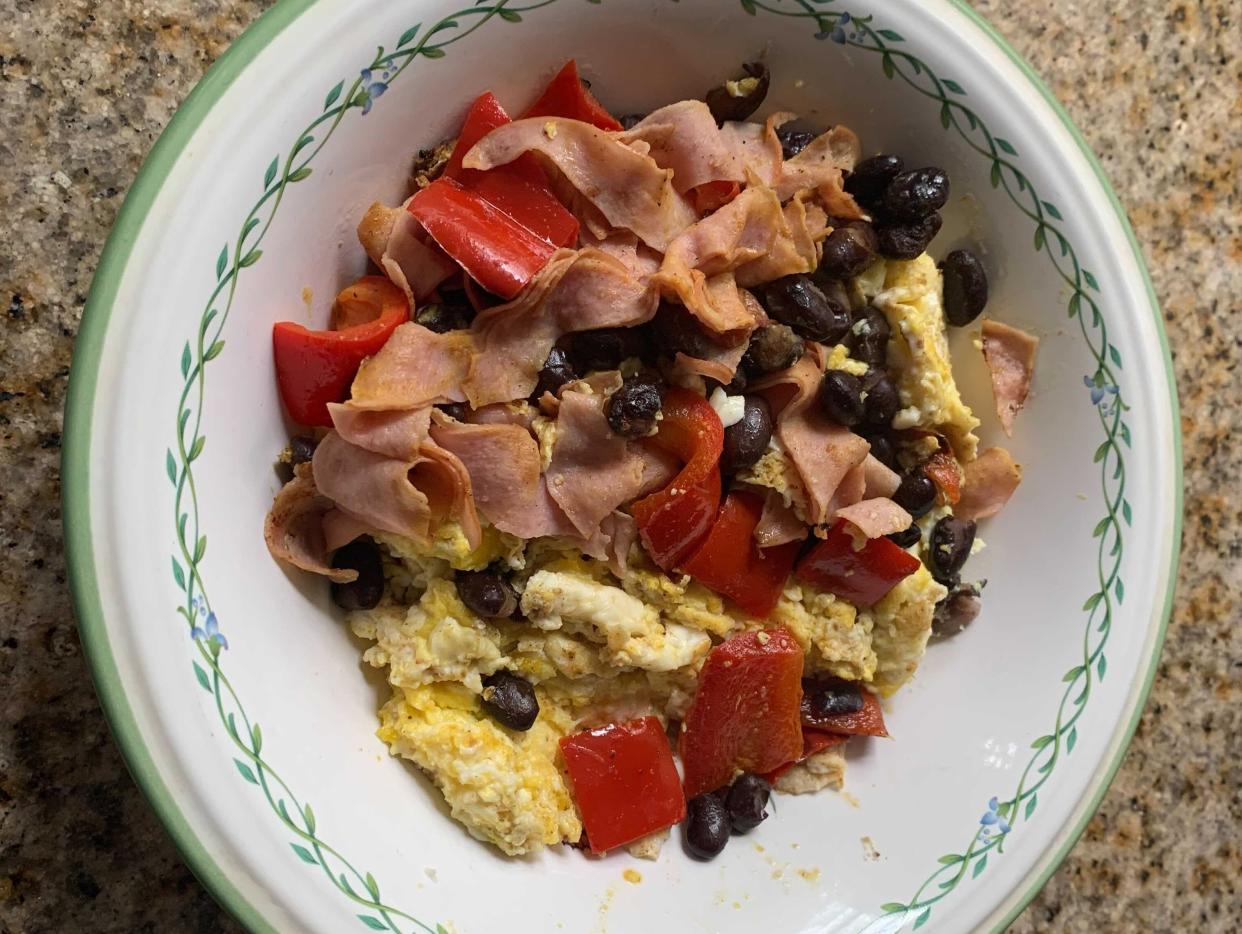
760,729,849,784
559,717,686,854
443,92,579,249
801,684,889,737
408,178,555,300
690,180,741,214
680,628,805,798
521,59,623,131
794,520,921,606
923,449,962,506
631,388,725,569
680,491,800,617
272,277,409,427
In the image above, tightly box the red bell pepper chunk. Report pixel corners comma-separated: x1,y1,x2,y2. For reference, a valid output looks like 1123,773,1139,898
690,180,741,214
680,627,805,798
521,59,623,131
408,178,556,300
794,520,921,606
922,449,962,506
272,276,409,427
760,729,849,784
559,717,686,854
632,388,725,569
443,92,579,249
801,683,889,737
680,491,800,618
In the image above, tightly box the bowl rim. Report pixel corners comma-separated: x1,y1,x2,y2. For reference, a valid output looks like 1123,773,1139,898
62,1,1182,931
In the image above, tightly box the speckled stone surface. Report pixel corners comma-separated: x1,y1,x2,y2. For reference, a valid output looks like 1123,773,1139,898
0,0,1236,931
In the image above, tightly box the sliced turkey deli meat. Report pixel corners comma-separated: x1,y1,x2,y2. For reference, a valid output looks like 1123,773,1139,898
263,465,357,582
264,61,1035,861
955,447,1023,521
463,117,696,251
981,319,1039,436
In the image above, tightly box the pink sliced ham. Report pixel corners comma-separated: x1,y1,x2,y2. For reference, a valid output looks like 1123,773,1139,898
835,497,913,539
955,447,1022,521
734,192,823,288
263,465,356,582
463,117,697,251
347,322,472,410
357,201,455,302
465,402,539,429
826,460,867,515
775,124,861,201
546,383,648,538
413,441,482,549
719,118,783,188
618,100,744,194
981,319,1039,436
862,453,901,499
312,432,437,545
464,248,656,407
327,403,431,460
580,510,640,577
753,489,806,548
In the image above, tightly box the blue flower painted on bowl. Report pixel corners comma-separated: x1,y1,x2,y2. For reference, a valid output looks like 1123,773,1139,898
976,795,1012,840
815,11,857,43
357,68,389,115
1084,373,1119,406
191,611,229,653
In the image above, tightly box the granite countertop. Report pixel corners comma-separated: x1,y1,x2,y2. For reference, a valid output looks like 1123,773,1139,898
0,0,1237,930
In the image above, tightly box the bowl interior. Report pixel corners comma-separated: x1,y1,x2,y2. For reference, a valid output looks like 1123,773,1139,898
71,1,1177,932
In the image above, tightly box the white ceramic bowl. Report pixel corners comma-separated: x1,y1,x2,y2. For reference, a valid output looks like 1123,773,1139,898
64,1,1180,931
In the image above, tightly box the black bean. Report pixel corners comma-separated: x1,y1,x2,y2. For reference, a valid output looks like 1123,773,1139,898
741,323,804,377
932,584,982,637
330,537,385,611
843,154,904,207
725,773,772,833
819,371,865,427
684,793,731,859
801,676,864,725
861,370,900,427
723,368,748,395
455,569,519,619
892,472,937,518
928,516,976,587
940,249,989,326
651,301,719,360
818,223,879,280
887,523,922,548
875,212,943,260
564,327,650,374
722,396,774,474
845,306,891,368
777,126,817,160
289,436,318,466
761,274,851,344
705,62,770,124
437,402,470,421
619,112,648,130
862,430,898,470
606,378,663,438
481,671,539,731
415,301,471,333
532,347,577,399
881,167,950,222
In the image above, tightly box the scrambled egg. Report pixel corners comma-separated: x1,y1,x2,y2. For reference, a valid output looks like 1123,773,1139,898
873,255,981,460
863,565,947,697
737,446,812,524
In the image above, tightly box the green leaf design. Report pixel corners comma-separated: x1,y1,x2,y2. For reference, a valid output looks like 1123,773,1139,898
937,853,964,865
1093,441,1109,463
1062,665,1084,682
941,77,964,94
972,853,988,878
880,903,908,914
989,161,1002,188
498,8,522,21
1122,499,1132,525
421,46,446,58
397,24,421,47
180,342,191,377
251,722,263,754
166,450,178,485
288,167,313,183
340,873,356,896
740,0,757,13
1068,292,1081,318
1025,794,1038,819
939,102,952,129
1097,655,1108,680
1042,200,1063,221
1120,422,1131,447
881,52,895,79
996,801,1013,819
235,759,259,785
365,872,380,899
1109,344,1122,367
204,340,225,361
1030,734,1054,751
200,308,218,337
239,248,263,268
995,137,1017,156
324,80,345,109
194,535,208,562
292,135,315,160
1066,726,1078,754
291,843,317,864
436,926,451,934
1092,516,1110,537
193,661,211,692
264,156,279,189
1083,592,1102,611
241,217,261,242
189,436,206,462
357,917,387,932
1083,269,1100,290
216,245,228,279
304,803,317,834
1033,225,1046,250
913,908,932,930
171,557,186,591
877,28,904,41
1114,578,1125,603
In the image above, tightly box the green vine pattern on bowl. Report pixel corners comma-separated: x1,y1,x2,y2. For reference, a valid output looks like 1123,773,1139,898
163,1,1129,931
